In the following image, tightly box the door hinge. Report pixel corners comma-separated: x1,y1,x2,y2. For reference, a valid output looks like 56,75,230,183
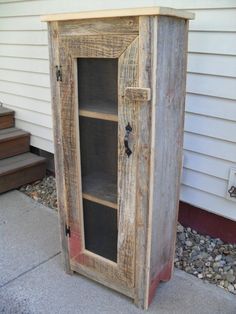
56,65,62,82
65,224,71,237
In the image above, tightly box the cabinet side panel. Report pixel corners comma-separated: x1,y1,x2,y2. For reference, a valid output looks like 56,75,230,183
134,16,155,309
148,17,189,305
48,22,71,273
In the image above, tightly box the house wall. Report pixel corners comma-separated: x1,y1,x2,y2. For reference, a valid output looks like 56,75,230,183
0,0,236,220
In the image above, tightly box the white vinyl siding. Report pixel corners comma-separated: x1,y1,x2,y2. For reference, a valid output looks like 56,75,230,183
0,0,236,221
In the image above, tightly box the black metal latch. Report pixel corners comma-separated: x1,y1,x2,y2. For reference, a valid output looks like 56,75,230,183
56,65,62,82
65,224,71,237
228,186,236,198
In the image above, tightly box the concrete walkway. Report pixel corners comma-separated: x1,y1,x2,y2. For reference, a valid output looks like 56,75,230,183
0,191,235,314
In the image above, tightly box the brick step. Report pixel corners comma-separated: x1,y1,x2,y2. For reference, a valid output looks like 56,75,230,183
0,152,46,194
0,107,14,130
0,127,30,160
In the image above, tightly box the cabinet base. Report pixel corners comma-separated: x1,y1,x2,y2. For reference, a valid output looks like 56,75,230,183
70,262,135,299
148,260,173,306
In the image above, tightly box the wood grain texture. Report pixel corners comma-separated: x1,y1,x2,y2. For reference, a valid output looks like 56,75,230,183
0,114,14,130
117,36,139,288
61,34,137,59
70,261,134,298
41,7,195,22
82,193,117,210
48,21,72,273
0,128,29,160
125,87,151,101
147,16,189,306
79,109,118,122
134,16,155,309
0,152,46,193
59,17,138,36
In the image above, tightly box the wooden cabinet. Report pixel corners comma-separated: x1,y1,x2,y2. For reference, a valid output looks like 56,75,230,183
43,7,194,309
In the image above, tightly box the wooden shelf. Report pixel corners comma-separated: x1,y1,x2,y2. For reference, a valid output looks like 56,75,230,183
79,110,118,122
82,173,117,209
79,103,118,122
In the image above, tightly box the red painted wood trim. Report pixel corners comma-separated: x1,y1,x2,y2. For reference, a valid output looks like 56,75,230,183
148,261,173,306
179,201,236,244
69,225,82,259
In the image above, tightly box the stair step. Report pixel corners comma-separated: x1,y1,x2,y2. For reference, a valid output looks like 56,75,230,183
0,152,46,194
0,107,14,130
0,127,30,160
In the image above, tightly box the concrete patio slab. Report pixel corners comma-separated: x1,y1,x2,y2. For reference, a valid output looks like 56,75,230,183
0,190,236,314
0,190,60,286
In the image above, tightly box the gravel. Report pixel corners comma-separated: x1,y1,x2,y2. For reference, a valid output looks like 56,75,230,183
175,223,236,295
20,176,57,210
20,176,236,295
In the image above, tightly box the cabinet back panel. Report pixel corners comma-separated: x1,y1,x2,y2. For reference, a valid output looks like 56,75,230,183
77,58,118,114
83,199,118,262
79,117,117,178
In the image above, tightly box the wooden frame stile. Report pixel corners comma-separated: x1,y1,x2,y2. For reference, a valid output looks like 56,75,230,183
48,21,72,274
134,16,157,309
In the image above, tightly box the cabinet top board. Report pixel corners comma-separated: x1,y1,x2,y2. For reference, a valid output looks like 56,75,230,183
41,6,195,22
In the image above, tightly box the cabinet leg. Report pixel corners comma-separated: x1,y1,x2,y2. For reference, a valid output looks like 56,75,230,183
148,260,173,308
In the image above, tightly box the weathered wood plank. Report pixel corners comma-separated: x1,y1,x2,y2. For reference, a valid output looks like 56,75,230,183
0,108,14,129
70,261,135,298
48,21,72,273
125,87,151,102
147,16,189,306
0,152,46,193
41,7,194,22
82,193,117,210
134,16,155,309
0,127,29,160
59,17,138,36
117,36,139,287
61,35,137,59
79,109,118,122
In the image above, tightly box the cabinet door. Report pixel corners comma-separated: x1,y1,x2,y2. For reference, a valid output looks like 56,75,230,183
57,34,139,294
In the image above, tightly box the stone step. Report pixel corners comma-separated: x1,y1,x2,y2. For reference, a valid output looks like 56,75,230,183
0,127,30,160
0,152,46,194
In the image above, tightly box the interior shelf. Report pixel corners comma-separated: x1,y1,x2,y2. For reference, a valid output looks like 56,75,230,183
82,173,117,209
79,103,118,122
78,58,118,122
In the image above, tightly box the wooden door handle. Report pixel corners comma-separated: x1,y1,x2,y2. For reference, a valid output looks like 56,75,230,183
125,87,151,101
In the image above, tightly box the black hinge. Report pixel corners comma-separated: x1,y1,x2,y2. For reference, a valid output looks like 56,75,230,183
56,65,62,82
65,224,71,237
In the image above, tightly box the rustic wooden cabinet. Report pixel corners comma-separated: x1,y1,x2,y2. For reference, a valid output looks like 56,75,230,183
43,7,194,309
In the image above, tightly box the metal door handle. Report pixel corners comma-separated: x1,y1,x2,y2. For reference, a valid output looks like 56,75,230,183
124,123,132,157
